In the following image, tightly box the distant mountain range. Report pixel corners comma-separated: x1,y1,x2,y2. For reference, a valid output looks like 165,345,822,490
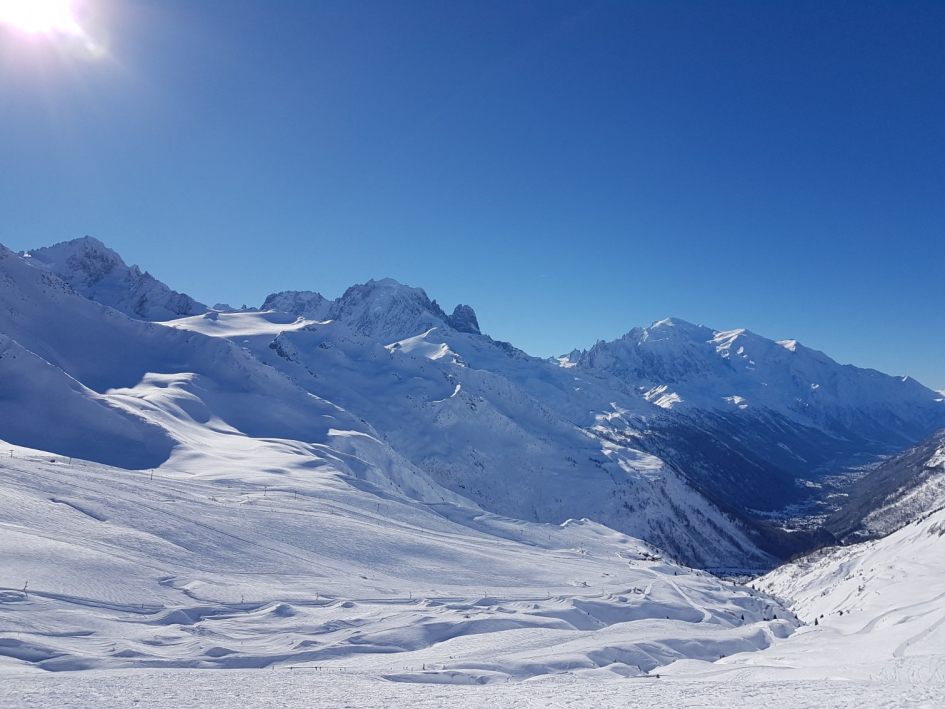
2,236,943,568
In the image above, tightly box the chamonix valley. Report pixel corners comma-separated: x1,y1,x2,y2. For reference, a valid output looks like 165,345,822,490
0,236,943,707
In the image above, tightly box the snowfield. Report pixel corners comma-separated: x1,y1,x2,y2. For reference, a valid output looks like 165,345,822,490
2,669,942,709
2,444,944,706
746,505,945,684
0,444,793,678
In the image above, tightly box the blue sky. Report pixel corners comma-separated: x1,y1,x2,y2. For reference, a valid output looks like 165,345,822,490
1,1,943,388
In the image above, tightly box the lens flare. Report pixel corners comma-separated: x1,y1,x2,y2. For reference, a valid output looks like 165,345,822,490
0,0,81,35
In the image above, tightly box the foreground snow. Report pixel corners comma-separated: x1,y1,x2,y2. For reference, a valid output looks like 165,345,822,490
0,444,792,680
743,505,945,684
2,669,942,709
2,445,944,706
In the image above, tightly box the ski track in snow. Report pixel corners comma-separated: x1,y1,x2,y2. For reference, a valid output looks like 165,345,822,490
2,447,944,705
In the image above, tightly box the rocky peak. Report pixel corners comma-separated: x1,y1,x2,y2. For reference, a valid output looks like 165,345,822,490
262,278,485,342
329,278,447,341
261,290,331,320
446,304,480,335
22,236,206,321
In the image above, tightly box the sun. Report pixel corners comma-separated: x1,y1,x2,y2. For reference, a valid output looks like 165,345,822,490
0,0,82,35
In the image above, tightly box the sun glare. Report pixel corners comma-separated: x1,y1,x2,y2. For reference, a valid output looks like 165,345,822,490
0,0,81,35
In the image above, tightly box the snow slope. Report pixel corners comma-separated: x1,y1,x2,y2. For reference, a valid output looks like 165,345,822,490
2,443,941,706
736,506,945,683
2,668,940,709
0,442,795,680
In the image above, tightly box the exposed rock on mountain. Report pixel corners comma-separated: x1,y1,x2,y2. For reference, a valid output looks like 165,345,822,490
261,290,331,320
22,236,206,321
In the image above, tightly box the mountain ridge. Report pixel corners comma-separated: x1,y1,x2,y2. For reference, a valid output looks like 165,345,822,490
5,236,944,566
21,236,207,321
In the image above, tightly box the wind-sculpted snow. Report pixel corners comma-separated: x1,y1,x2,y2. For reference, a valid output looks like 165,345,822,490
0,446,794,680
21,236,206,321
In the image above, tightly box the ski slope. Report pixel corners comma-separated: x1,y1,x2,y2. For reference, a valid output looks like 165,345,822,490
636,504,945,696
4,442,941,707
0,441,793,679
3,238,945,706
0,438,945,707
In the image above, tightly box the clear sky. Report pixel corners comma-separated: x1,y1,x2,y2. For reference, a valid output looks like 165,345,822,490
1,1,943,388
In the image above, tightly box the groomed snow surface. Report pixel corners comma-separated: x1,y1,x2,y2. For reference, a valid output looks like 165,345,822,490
2,444,943,707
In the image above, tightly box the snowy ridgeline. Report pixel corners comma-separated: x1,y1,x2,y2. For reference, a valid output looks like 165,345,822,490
0,240,771,569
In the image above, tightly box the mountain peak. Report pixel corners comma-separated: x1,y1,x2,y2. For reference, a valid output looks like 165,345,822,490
447,304,480,335
262,278,484,341
370,277,405,288
651,317,696,329
23,236,206,321
646,318,713,339
331,279,447,340
261,290,330,320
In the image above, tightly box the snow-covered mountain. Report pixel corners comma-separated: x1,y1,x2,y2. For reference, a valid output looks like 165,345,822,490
169,311,766,568
3,237,945,703
3,237,944,567
574,319,945,523
827,428,945,542
0,243,457,504
263,281,482,338
21,236,206,321
0,241,767,568
252,283,940,561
